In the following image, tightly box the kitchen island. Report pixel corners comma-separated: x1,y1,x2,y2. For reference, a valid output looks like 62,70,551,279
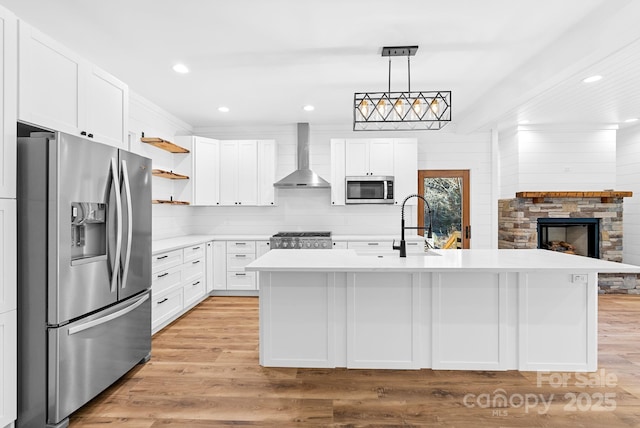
246,249,640,372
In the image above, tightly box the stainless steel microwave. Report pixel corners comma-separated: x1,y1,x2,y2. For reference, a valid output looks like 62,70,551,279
345,176,394,204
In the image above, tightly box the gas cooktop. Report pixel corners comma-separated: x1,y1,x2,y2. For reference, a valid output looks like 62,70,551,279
270,231,332,249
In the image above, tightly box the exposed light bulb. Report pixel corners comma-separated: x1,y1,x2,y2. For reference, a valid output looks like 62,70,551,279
411,99,422,116
358,100,369,118
429,99,440,117
376,99,388,118
393,99,404,117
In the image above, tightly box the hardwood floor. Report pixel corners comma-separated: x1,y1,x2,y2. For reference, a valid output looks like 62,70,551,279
70,295,640,427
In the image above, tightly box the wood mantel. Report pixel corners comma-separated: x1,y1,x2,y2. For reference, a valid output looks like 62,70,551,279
516,191,633,204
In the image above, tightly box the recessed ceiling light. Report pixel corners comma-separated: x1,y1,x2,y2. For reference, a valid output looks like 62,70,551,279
582,75,602,83
624,118,638,123
172,63,189,74
303,105,315,112
218,106,230,113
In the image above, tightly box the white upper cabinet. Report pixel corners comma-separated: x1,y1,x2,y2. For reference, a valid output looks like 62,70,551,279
330,139,346,206
85,65,129,148
393,139,418,205
345,138,394,176
189,138,275,207
192,137,220,205
18,22,128,148
0,7,16,199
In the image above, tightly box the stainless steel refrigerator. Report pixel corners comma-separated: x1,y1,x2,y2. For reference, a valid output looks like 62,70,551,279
17,131,152,428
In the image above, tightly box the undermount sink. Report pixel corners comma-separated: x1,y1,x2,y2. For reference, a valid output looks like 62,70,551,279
355,251,441,258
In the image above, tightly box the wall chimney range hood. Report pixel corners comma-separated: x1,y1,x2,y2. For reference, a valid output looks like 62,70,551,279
274,123,330,188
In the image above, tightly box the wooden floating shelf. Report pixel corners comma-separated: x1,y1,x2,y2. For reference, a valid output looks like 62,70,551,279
141,137,189,153
152,199,190,205
516,191,633,204
152,169,189,180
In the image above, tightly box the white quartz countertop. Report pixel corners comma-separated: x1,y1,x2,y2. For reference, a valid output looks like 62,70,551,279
245,249,640,273
152,235,215,254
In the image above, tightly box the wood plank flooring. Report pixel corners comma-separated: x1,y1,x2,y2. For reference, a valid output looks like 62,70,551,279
70,295,640,427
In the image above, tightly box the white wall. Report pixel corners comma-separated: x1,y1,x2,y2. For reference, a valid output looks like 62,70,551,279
498,126,617,198
617,124,640,265
127,92,194,240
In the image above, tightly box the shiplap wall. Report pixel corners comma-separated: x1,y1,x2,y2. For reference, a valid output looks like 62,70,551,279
188,125,494,248
617,125,640,265
498,127,616,198
127,92,194,240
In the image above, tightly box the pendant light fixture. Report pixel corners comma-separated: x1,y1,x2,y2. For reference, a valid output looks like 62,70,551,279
353,46,451,131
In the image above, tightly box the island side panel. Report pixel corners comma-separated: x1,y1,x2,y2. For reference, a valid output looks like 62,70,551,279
346,272,420,369
259,271,336,368
517,272,597,372
432,272,508,370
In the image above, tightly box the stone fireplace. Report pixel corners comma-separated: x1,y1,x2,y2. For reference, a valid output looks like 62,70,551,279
498,191,638,294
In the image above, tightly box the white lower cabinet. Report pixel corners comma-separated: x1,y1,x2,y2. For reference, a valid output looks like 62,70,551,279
151,242,209,334
0,309,16,427
211,239,270,293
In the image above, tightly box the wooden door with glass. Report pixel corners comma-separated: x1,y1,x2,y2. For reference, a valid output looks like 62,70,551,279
418,170,470,249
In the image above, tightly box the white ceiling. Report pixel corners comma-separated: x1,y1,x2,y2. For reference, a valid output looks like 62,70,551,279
2,0,640,132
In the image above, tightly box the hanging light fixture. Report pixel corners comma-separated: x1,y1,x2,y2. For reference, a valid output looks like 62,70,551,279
354,46,451,131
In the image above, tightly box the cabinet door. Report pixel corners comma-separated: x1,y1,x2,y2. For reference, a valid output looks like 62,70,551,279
345,139,369,176
212,241,227,290
258,140,276,206
205,242,214,293
237,140,258,205
369,139,394,176
219,141,239,205
330,139,345,206
0,200,16,313
193,137,220,205
0,7,16,199
85,65,128,148
0,310,16,427
18,21,84,135
393,139,418,205
256,241,270,258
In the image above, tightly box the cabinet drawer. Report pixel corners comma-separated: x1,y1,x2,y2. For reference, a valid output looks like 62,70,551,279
406,241,425,253
227,272,256,290
227,253,255,270
347,241,391,252
183,278,206,308
183,244,205,262
226,241,256,253
152,265,182,295
152,249,183,273
183,258,205,283
152,288,183,329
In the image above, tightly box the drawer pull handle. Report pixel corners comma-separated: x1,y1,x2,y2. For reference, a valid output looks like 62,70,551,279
157,298,168,304
367,242,379,246
235,254,246,258
235,273,246,276
157,255,168,260
157,272,169,278
235,242,247,245
407,242,418,246
192,246,201,250
192,281,200,286
192,260,201,264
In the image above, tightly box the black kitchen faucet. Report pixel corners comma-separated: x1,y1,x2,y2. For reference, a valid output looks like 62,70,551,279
392,194,433,257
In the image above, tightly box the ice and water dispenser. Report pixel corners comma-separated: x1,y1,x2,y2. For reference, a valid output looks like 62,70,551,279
71,202,107,263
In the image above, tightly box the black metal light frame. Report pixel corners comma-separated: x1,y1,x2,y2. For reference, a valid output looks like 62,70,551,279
353,46,452,131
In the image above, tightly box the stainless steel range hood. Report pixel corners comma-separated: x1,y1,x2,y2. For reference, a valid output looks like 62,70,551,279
274,123,330,188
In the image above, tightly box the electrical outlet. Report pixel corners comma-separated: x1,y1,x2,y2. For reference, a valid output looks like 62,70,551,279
572,274,588,283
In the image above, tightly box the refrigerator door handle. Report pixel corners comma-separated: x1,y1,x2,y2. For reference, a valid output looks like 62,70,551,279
67,293,149,335
110,158,122,293
121,159,133,289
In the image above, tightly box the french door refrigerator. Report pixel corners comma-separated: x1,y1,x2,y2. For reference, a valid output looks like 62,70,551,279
17,131,152,428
